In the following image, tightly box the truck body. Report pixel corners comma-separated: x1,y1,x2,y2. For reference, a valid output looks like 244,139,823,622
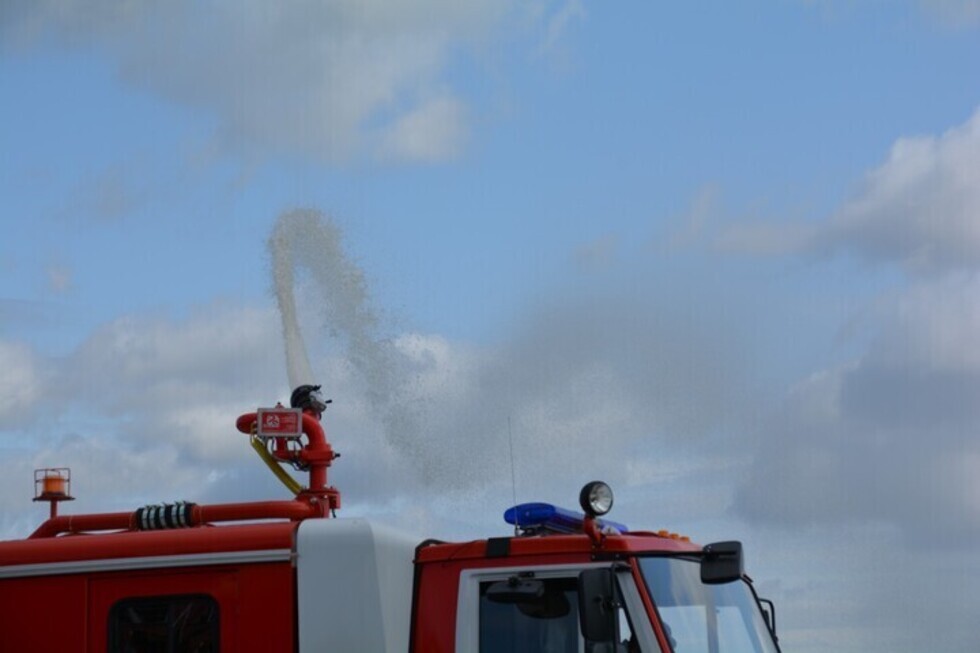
0,399,782,652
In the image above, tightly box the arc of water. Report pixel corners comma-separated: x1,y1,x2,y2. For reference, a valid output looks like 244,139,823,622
270,216,315,390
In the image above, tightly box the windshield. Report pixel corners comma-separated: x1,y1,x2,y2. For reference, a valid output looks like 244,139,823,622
638,557,779,653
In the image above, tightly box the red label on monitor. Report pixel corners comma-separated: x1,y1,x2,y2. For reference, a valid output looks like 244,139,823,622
256,408,303,437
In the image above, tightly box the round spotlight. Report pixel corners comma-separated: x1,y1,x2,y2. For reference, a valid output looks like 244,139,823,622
579,481,614,517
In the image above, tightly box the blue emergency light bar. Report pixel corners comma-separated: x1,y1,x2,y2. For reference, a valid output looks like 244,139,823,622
504,502,629,535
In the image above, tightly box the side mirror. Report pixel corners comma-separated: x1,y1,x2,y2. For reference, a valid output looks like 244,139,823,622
701,540,744,584
578,568,617,646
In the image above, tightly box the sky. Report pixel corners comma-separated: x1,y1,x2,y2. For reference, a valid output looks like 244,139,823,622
1,1,979,651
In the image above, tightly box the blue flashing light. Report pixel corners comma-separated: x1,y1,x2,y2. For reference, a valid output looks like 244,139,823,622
504,502,629,535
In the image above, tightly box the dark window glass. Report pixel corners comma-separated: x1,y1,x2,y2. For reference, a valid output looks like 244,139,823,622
479,578,579,653
108,594,219,653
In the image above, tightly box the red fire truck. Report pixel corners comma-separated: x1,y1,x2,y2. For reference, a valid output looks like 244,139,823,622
0,385,781,652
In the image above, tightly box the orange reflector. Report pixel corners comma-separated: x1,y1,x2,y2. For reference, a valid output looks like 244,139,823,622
42,474,67,496
34,467,74,519
34,467,73,501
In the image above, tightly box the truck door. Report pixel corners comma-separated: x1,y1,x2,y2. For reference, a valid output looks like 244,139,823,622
455,564,658,652
87,568,238,652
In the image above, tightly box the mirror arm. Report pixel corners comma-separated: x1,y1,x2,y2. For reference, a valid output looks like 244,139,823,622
759,598,778,639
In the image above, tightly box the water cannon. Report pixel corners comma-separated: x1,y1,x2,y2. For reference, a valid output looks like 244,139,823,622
236,385,340,513
290,384,331,416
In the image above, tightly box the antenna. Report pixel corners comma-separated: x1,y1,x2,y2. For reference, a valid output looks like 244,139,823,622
507,416,519,536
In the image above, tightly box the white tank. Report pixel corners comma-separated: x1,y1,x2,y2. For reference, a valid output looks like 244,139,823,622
296,518,419,653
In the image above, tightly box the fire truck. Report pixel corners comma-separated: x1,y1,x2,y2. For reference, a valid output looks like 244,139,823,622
0,385,782,652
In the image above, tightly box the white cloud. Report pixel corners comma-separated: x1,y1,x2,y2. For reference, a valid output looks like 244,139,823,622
817,108,980,272
667,184,720,250
1,0,550,164
45,264,72,294
715,220,816,256
710,106,980,651
720,106,980,273
717,113,980,541
0,302,291,538
573,233,618,270
67,304,283,399
0,437,213,519
56,164,147,224
0,286,751,540
920,0,980,25
735,274,980,546
1,197,759,536
378,94,467,162
801,0,980,26
0,341,43,423
869,273,980,372
535,0,586,58
44,303,288,469
374,296,749,496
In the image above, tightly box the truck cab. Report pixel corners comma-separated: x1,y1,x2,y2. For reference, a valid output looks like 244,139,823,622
412,486,780,653
0,397,781,652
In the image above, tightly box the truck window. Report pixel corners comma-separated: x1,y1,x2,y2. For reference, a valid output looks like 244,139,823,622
638,557,779,653
107,593,219,653
479,578,580,653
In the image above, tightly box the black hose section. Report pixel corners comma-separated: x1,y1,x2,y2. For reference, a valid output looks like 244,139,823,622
134,501,199,530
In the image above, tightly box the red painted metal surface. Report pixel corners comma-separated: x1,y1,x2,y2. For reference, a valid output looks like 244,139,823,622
1,521,295,567
411,532,699,652
237,408,341,510
0,573,87,651
410,549,607,652
0,404,341,651
0,519,297,652
0,561,295,652
416,530,700,564
27,498,322,539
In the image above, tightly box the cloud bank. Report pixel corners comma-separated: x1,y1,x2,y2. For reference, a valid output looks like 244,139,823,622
1,0,511,163
729,107,980,550
721,107,980,274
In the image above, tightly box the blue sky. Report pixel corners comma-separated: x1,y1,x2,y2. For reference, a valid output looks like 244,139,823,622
2,2,980,651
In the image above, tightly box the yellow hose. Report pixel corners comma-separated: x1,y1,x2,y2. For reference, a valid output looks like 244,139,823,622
250,436,303,496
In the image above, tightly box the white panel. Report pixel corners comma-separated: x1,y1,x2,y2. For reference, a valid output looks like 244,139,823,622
296,518,418,653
